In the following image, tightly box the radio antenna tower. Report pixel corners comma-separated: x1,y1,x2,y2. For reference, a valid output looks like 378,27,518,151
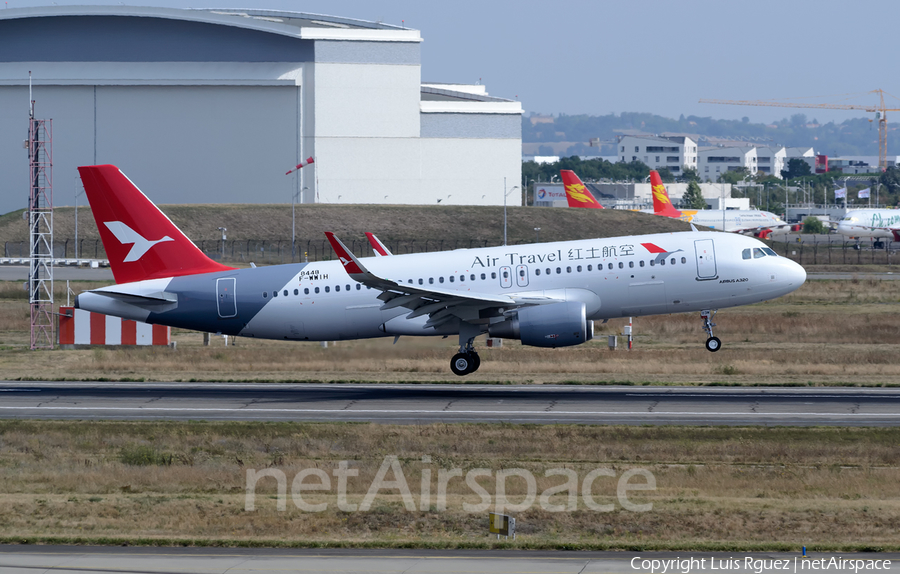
27,71,54,349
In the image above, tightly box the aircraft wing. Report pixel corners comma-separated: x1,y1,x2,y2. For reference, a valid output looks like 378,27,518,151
325,232,556,329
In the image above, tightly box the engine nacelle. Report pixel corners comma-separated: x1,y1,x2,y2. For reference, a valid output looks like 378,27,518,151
488,301,593,348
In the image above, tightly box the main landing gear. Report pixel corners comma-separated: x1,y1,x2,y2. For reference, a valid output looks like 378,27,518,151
701,309,721,352
450,323,482,376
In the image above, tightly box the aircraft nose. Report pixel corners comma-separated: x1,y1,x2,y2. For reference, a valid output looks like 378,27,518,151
784,258,807,286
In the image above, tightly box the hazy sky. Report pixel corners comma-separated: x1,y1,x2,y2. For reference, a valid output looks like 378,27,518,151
7,0,899,124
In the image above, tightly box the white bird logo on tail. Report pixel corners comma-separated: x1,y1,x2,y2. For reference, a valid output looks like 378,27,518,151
104,221,174,262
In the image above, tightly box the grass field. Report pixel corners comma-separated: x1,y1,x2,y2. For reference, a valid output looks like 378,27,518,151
1,274,899,550
0,421,897,550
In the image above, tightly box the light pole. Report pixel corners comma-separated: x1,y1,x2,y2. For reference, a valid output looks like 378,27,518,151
534,227,541,243
217,227,227,260
504,180,519,246
292,186,308,260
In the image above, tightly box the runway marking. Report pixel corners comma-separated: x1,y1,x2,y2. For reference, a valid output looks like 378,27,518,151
0,406,896,417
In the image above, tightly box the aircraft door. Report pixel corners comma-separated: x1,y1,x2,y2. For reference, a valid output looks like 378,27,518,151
694,239,718,280
216,277,237,318
515,265,529,287
499,266,512,288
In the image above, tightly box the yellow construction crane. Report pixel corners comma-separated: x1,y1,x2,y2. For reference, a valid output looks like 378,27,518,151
699,90,900,169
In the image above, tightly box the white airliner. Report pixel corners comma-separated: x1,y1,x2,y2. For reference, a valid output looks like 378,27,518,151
836,209,900,247
75,165,807,375
643,171,788,235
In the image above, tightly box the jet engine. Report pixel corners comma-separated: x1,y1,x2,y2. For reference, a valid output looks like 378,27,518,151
488,301,593,348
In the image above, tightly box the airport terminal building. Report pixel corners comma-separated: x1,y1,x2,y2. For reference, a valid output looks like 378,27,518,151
0,6,522,214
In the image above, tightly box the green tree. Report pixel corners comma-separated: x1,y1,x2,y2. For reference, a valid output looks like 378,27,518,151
656,167,675,183
718,168,749,185
781,158,811,180
802,216,826,234
681,167,700,182
681,181,707,210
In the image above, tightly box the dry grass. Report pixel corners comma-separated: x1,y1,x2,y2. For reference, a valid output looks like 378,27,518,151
1,278,900,385
0,421,898,547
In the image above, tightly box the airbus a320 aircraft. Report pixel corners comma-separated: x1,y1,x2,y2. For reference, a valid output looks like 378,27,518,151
75,165,806,375
644,171,788,234
836,209,900,248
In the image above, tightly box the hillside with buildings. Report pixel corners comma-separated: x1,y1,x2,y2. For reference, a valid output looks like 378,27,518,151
523,112,894,167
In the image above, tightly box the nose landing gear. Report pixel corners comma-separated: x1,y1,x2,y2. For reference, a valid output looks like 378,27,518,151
701,309,721,352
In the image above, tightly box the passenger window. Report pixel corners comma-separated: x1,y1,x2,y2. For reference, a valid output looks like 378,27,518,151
418,278,423,285
681,257,686,264
546,268,551,275
502,271,509,279
470,274,475,281
273,290,278,297
619,262,624,269
283,290,288,296
753,248,765,258
556,267,561,274
566,266,572,273
650,260,655,267
325,286,330,293
629,261,634,268
314,287,320,294
481,273,486,280
670,258,675,265
660,259,665,266
429,278,434,284
449,276,455,282
346,285,350,291
263,291,268,298
356,284,361,290
304,288,309,295
335,285,341,292
587,265,593,271
535,269,541,276
742,248,752,260
577,265,582,272
293,289,298,296
491,272,497,279
608,263,613,270
519,269,525,277
639,261,645,267
439,277,444,283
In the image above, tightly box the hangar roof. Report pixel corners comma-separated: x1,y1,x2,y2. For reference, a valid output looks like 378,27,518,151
0,5,420,42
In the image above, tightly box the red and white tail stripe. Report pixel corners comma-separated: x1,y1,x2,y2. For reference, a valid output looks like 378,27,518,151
285,156,315,175
59,307,170,347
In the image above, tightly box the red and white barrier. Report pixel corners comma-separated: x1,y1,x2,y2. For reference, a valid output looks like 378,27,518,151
59,306,170,347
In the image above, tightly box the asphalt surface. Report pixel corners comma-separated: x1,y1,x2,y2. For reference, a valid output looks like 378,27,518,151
0,546,897,574
1,382,898,426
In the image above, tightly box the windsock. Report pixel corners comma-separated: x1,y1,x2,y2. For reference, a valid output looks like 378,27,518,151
286,156,315,175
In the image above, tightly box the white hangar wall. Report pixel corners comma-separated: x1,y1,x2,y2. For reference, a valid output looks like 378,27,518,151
0,7,522,214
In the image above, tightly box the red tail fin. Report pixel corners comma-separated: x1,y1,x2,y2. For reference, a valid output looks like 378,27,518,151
560,170,603,209
77,165,236,284
649,170,682,218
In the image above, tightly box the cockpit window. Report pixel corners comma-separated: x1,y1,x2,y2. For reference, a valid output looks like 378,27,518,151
762,247,777,257
753,248,765,259
742,248,751,260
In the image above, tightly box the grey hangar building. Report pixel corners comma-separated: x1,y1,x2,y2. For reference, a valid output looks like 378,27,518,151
0,6,523,215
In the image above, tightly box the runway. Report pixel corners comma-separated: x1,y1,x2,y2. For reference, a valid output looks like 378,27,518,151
0,546,897,574
1,381,898,426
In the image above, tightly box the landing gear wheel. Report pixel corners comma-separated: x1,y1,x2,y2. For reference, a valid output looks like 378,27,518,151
450,353,473,376
469,352,481,373
705,337,722,352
